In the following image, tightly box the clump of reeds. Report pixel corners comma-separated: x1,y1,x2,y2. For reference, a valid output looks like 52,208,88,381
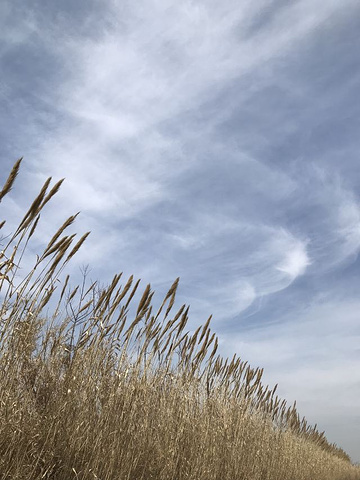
0,159,359,480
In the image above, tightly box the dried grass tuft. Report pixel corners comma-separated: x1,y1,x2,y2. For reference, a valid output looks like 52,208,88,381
0,157,22,202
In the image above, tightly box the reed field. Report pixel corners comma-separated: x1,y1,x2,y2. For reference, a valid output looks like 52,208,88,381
1,159,359,480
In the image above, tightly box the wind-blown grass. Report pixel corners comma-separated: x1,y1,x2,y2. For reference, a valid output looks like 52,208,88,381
0,159,359,480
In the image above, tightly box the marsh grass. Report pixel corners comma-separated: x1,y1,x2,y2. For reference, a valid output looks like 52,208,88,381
1,159,359,480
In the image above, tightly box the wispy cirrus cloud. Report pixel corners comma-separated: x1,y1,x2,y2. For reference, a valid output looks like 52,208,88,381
1,0,359,331
1,0,359,321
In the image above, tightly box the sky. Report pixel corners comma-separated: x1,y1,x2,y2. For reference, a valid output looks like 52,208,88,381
1,0,360,463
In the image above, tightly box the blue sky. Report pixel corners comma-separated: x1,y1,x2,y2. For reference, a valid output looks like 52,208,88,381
1,0,360,462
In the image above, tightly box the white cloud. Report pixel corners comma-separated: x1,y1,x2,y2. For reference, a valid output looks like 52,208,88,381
276,236,311,279
295,164,360,272
159,213,311,320
336,193,360,260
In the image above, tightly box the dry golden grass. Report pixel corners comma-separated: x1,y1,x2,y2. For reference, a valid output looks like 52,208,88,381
0,159,359,480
